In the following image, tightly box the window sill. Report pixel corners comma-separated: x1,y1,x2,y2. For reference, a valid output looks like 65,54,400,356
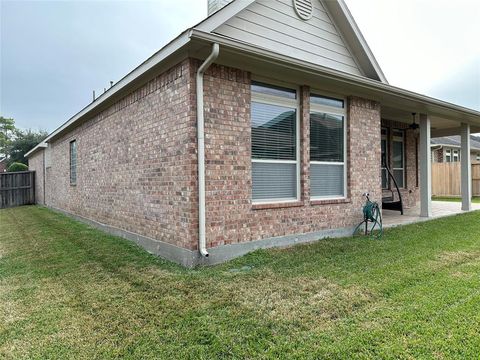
252,201,304,210
310,198,351,206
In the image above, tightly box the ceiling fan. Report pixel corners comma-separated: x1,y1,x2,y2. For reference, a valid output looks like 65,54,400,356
409,112,419,130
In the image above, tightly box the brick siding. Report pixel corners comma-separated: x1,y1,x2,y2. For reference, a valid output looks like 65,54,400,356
202,63,382,249
41,59,199,250
28,152,45,205
32,59,408,260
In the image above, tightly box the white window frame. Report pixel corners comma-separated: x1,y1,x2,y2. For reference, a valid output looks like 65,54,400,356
309,91,347,201
453,149,460,162
251,79,301,205
392,129,405,189
476,153,480,162
445,149,452,162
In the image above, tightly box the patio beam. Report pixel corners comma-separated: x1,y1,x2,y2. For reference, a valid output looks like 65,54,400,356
431,127,461,138
419,114,432,217
461,123,472,211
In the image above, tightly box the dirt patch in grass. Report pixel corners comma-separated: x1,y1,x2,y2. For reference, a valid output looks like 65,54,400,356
430,251,480,270
221,270,374,327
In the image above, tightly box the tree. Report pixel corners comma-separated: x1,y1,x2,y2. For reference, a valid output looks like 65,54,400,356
7,129,48,165
7,162,28,172
0,116,16,158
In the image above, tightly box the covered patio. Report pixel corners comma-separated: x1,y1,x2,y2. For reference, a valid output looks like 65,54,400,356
382,105,480,218
383,200,480,228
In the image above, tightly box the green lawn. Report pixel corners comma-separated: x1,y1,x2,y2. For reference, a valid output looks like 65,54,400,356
1,206,480,359
433,196,480,203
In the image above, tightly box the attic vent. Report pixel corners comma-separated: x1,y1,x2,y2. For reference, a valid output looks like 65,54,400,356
293,0,313,20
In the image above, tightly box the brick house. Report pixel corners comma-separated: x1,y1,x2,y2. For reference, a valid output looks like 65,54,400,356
431,135,480,163
26,0,480,267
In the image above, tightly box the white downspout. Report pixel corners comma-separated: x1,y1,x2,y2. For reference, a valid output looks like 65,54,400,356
196,43,220,257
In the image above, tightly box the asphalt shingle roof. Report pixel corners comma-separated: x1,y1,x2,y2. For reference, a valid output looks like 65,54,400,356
431,135,480,151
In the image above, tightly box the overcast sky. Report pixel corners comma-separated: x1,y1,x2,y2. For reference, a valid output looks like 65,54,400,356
1,0,479,132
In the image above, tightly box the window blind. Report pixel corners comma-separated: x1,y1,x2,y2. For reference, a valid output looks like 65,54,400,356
252,162,297,200
251,82,298,202
310,112,343,162
311,164,344,198
309,95,346,198
252,102,296,160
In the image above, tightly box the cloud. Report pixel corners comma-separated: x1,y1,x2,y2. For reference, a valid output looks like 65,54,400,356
1,0,479,132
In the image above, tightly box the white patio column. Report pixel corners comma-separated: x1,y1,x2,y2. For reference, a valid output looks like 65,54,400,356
419,114,432,217
461,123,472,211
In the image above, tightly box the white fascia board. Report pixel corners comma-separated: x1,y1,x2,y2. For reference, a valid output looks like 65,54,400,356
28,30,191,155
25,143,47,158
323,0,388,84
190,30,480,121
195,0,255,32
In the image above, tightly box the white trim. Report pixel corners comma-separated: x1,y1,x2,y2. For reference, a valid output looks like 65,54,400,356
252,159,297,164
252,199,300,205
251,80,301,204
251,93,297,108
321,0,388,83
196,0,255,32
190,30,480,122
310,161,344,166
311,195,346,201
25,142,47,157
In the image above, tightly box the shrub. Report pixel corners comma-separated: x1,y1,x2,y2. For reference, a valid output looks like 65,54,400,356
7,162,28,172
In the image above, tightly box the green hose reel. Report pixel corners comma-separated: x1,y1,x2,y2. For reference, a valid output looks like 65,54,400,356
354,193,383,239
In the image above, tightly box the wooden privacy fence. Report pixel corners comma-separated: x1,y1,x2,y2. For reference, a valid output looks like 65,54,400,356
0,171,36,209
432,163,480,197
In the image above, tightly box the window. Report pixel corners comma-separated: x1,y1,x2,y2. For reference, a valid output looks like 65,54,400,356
453,150,459,162
310,93,346,199
445,149,452,162
251,81,299,203
70,140,77,185
381,128,389,189
476,153,480,162
392,130,404,188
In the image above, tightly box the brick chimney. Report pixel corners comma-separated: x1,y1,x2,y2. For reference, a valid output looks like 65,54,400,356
208,0,234,15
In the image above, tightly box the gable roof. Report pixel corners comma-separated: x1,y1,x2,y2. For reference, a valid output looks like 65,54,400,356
431,135,480,151
26,0,480,158
198,0,387,82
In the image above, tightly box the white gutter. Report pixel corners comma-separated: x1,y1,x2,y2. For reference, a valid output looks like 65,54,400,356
190,30,480,122
25,142,47,158
196,43,220,257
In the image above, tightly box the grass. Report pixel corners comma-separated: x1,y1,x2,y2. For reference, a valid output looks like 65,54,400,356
1,206,480,359
432,196,480,203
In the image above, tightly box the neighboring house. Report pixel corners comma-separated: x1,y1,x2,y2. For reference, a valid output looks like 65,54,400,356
431,135,480,163
0,158,7,172
26,0,480,267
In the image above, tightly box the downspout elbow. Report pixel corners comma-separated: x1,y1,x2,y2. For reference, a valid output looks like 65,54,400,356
196,43,220,258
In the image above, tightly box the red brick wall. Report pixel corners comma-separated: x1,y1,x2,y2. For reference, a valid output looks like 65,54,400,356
28,151,45,205
202,63,382,249
44,59,198,250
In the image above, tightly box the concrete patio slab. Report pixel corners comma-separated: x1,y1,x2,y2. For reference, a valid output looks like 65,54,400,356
383,201,480,228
